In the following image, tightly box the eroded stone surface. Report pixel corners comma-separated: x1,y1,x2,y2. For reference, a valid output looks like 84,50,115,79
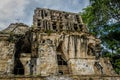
36,42,58,76
2,23,29,35
0,8,118,80
0,41,14,75
46,75,73,80
68,59,95,75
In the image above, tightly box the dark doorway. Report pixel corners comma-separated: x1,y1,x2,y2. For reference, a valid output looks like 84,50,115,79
52,22,57,31
57,55,69,75
13,35,31,75
13,59,24,75
74,24,78,31
57,55,67,65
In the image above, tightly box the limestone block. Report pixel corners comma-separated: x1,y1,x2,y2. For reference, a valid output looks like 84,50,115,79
99,58,116,75
46,75,73,80
68,59,95,75
37,43,58,76
0,41,14,74
20,54,31,75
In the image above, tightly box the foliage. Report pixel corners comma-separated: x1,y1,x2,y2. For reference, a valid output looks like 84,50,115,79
7,33,15,43
114,58,120,74
81,0,120,74
110,54,120,74
89,0,120,23
101,24,120,53
45,30,53,36
81,0,120,35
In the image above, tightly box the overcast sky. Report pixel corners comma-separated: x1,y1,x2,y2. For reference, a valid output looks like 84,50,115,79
0,0,89,30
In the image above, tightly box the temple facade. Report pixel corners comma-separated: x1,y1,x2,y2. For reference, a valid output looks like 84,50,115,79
0,8,118,80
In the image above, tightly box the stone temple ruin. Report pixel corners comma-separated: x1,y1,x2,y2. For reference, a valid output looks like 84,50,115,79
0,8,119,80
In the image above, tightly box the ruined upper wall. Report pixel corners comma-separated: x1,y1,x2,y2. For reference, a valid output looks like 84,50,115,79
0,23,29,41
33,8,88,32
2,23,29,35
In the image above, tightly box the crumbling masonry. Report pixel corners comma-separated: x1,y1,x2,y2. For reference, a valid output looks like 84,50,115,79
0,8,118,80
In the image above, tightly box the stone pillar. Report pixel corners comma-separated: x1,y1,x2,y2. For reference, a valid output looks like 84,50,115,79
80,37,85,57
36,42,58,76
25,60,31,75
20,57,31,75
6,59,14,75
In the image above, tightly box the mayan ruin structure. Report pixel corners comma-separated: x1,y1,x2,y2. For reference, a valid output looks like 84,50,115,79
0,8,119,80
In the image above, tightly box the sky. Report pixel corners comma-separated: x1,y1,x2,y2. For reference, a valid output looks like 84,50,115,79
0,0,89,30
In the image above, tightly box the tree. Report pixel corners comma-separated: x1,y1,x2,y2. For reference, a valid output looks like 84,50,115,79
81,0,120,35
90,0,120,23
81,0,120,52
81,0,120,74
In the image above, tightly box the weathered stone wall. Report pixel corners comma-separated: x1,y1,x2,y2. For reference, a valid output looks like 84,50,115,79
0,23,30,76
36,43,58,76
30,31,116,76
31,32,102,76
99,58,116,75
0,8,117,79
0,75,120,80
0,40,14,75
33,8,88,32
2,23,29,35
68,59,95,75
